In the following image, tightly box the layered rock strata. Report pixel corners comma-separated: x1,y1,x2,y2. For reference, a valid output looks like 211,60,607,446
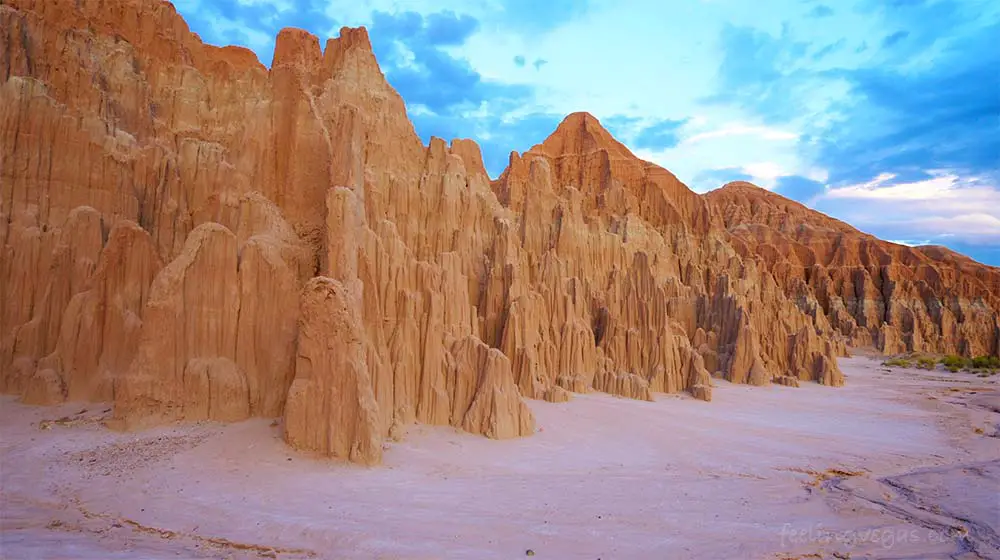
706,183,1000,358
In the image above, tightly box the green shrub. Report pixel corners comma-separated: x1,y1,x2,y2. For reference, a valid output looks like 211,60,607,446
970,355,1000,369
940,355,968,369
883,357,912,368
947,364,961,373
916,357,937,370
938,355,1000,372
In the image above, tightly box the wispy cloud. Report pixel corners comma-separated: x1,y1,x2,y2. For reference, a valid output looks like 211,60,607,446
816,172,1000,246
682,125,798,145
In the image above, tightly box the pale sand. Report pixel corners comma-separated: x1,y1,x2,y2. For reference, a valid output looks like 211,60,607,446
1,357,998,559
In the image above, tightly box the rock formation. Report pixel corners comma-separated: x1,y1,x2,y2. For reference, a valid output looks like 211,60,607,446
706,183,1000,358
1,0,996,464
284,277,382,465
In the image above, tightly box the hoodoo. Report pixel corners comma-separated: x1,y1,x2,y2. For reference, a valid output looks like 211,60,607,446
1,0,997,465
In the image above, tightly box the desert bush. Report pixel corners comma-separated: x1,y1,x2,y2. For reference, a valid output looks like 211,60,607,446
916,357,936,370
940,355,968,369
883,357,912,368
970,355,1000,369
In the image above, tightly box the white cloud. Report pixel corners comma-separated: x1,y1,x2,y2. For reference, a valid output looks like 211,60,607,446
908,214,1000,237
203,13,274,55
236,0,295,12
681,125,798,145
815,173,1000,245
632,122,811,192
389,40,419,70
741,161,787,189
804,167,829,184
407,103,435,116
825,172,957,200
317,0,497,34
460,0,719,122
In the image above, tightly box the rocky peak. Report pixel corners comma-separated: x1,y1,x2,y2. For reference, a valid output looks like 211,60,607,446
273,27,324,69
718,181,765,192
273,26,373,67
333,26,373,53
271,25,382,89
533,112,636,160
706,180,862,235
493,111,714,234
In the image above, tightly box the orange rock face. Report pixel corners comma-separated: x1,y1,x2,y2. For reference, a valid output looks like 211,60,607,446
706,183,1000,358
2,0,996,464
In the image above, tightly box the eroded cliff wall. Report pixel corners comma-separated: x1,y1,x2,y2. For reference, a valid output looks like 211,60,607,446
706,183,1000,358
2,0,992,465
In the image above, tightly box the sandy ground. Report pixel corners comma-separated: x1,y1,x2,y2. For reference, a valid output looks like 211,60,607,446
1,356,998,560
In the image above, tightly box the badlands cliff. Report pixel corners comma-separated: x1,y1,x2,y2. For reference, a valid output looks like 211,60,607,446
1,0,998,464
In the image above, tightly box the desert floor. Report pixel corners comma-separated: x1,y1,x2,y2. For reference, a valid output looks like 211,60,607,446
1,356,998,560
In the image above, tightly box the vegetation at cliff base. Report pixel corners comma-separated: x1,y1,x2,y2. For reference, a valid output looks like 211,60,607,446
881,354,999,375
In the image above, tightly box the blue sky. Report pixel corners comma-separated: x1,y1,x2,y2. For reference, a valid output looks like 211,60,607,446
172,0,1000,266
